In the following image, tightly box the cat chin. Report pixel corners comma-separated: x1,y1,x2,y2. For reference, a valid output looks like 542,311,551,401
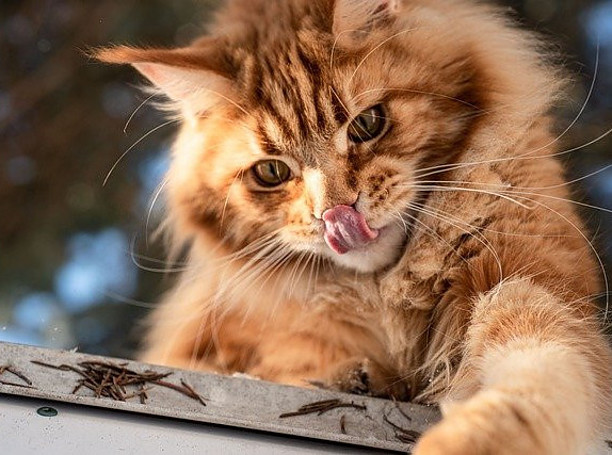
322,223,407,273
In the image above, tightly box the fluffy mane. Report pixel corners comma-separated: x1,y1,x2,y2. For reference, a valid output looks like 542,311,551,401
97,2,612,453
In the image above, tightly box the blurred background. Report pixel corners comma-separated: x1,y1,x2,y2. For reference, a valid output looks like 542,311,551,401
0,0,611,360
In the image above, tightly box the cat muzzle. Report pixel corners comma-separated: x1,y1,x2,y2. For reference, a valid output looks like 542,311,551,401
322,205,380,255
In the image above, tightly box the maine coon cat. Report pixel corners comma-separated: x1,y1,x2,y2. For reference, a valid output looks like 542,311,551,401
98,0,612,453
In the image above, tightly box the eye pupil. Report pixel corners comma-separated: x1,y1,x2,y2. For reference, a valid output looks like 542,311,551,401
347,104,386,143
252,160,292,187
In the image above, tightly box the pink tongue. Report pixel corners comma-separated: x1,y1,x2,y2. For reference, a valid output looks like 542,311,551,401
322,205,379,255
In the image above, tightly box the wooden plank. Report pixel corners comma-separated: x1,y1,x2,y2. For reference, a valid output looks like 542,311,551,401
0,342,440,452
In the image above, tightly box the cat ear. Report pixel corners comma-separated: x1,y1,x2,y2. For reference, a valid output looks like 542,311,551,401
95,42,236,115
332,0,401,38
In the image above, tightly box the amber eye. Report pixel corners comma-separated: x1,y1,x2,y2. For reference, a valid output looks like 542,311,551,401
347,104,386,143
252,160,292,187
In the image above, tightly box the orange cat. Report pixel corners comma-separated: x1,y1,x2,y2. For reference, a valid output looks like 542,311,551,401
98,0,612,453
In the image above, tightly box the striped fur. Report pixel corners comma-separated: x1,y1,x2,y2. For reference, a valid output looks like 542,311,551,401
98,0,612,453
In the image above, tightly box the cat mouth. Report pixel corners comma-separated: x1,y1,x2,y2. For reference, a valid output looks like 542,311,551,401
322,205,380,255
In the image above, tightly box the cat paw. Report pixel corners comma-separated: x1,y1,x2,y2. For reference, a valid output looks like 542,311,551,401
412,419,482,455
412,421,536,455
413,391,547,455
310,358,410,400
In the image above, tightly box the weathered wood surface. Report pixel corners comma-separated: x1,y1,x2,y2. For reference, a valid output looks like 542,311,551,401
0,342,440,452
2,342,611,453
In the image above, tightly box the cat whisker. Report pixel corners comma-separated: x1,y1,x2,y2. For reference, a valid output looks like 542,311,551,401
149,214,174,248
401,208,475,269
348,26,423,85
214,240,290,304
129,249,189,267
514,43,600,160
193,87,251,118
508,164,612,192
103,290,159,309
284,251,307,299
409,178,612,217
129,234,192,274
163,231,282,285
216,232,284,268
261,251,311,323
103,119,177,187
123,92,158,134
233,246,294,321
350,86,483,111
403,202,502,273
526,124,612,162
413,122,612,181
146,177,170,247
291,251,316,298
305,251,319,296
331,87,353,124
129,251,191,274
408,199,578,240
503,189,612,215
411,187,609,318
391,209,409,234
498,194,609,318
329,28,361,71
408,184,534,210
412,178,612,215
220,169,246,229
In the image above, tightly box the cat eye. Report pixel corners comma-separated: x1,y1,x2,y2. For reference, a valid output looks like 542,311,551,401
252,160,292,188
347,104,386,143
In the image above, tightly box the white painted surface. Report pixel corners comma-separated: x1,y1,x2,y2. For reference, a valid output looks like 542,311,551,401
0,395,395,454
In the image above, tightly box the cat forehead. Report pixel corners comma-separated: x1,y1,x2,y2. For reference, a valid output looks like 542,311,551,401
209,0,421,151
214,2,374,141
249,55,350,152
224,23,349,150
210,0,449,156
237,36,397,154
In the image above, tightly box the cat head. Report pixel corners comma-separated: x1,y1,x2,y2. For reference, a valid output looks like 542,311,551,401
98,0,562,274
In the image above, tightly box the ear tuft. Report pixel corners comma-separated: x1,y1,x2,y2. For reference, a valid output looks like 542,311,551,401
93,44,237,116
94,45,149,65
333,0,401,38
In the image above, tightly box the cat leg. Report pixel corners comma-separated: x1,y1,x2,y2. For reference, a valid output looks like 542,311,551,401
414,279,612,455
139,287,389,387
138,292,260,374
138,299,224,373
247,331,355,387
240,302,397,389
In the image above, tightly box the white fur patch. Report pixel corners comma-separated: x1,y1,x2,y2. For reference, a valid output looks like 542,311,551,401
321,222,406,272
303,168,327,219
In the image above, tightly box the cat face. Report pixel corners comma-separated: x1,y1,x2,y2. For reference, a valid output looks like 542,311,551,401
98,0,484,273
